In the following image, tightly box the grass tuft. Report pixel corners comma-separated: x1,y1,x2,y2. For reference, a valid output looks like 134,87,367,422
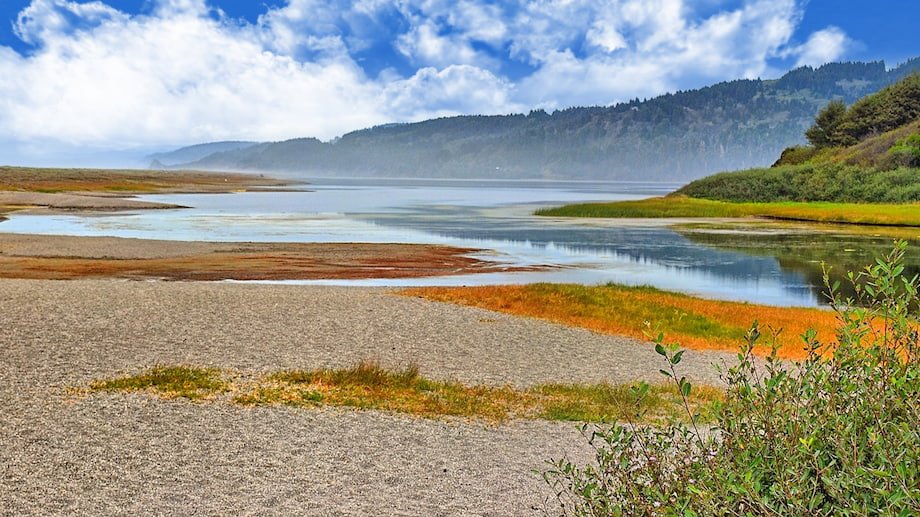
233,361,721,423
86,362,722,423
88,365,227,400
235,362,527,421
531,383,722,423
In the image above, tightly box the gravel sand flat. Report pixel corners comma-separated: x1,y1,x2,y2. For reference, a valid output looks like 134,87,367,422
0,280,733,515
0,191,184,210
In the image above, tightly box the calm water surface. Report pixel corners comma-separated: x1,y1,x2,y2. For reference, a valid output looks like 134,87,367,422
3,178,914,307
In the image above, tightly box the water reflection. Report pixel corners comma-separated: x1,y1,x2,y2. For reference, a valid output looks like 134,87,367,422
676,224,920,303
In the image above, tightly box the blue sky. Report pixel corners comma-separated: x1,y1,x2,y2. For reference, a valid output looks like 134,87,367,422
0,0,917,164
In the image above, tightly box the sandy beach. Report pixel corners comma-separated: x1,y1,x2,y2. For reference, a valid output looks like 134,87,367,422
0,279,732,515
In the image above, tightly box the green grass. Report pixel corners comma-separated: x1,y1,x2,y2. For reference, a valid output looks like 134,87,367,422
536,196,920,226
87,365,228,400
531,383,716,422
84,362,723,423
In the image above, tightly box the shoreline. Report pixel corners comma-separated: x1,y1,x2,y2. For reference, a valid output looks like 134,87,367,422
0,233,535,281
0,169,550,283
0,166,306,216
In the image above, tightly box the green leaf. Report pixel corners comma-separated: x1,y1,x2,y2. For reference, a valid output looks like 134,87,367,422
655,344,667,357
671,350,685,365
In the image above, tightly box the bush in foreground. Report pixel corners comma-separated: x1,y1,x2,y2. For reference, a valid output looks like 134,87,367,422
544,242,919,515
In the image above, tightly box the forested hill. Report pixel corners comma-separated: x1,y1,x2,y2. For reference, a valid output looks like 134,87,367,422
147,141,258,168
169,58,920,181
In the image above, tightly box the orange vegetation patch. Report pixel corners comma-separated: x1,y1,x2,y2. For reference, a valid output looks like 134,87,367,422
0,243,522,281
402,284,839,360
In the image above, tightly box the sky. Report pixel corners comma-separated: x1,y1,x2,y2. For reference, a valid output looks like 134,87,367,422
0,0,917,165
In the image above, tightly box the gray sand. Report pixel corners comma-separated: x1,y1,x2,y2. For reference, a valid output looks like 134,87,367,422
0,192,183,211
0,280,733,515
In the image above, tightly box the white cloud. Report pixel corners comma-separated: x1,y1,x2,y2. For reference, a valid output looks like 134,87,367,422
516,0,804,107
396,20,492,69
794,26,849,67
384,65,520,119
586,22,628,54
14,0,126,45
1,1,388,145
0,0,854,157
445,1,507,45
154,0,210,17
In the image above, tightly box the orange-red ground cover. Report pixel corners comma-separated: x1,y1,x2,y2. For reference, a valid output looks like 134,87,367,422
0,242,523,281
403,284,840,360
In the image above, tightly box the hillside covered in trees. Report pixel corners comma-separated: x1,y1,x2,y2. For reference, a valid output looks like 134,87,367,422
163,58,920,181
677,73,920,203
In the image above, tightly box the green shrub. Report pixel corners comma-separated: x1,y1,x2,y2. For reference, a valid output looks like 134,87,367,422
833,74,920,146
889,134,920,167
772,145,820,166
544,242,920,516
677,163,920,203
806,100,847,148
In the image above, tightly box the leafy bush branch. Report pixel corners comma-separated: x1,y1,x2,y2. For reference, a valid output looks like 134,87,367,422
544,241,919,516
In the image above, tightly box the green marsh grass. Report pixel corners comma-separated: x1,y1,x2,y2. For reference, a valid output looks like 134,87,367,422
536,195,920,226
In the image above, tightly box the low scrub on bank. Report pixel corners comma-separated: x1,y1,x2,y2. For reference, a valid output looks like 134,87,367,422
83,362,721,424
404,284,837,360
544,242,920,515
676,163,920,204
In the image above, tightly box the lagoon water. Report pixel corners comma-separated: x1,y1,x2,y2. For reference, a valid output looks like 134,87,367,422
2,178,911,307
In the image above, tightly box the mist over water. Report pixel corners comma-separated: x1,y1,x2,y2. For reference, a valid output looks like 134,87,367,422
3,178,907,307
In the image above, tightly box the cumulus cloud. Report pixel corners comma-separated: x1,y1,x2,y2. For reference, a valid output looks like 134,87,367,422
384,65,519,119
0,1,387,146
0,0,853,154
396,20,493,69
794,26,849,67
14,0,126,45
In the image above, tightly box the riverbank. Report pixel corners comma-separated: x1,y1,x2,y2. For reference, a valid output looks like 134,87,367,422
0,233,529,281
0,166,302,217
0,166,295,193
536,195,920,226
